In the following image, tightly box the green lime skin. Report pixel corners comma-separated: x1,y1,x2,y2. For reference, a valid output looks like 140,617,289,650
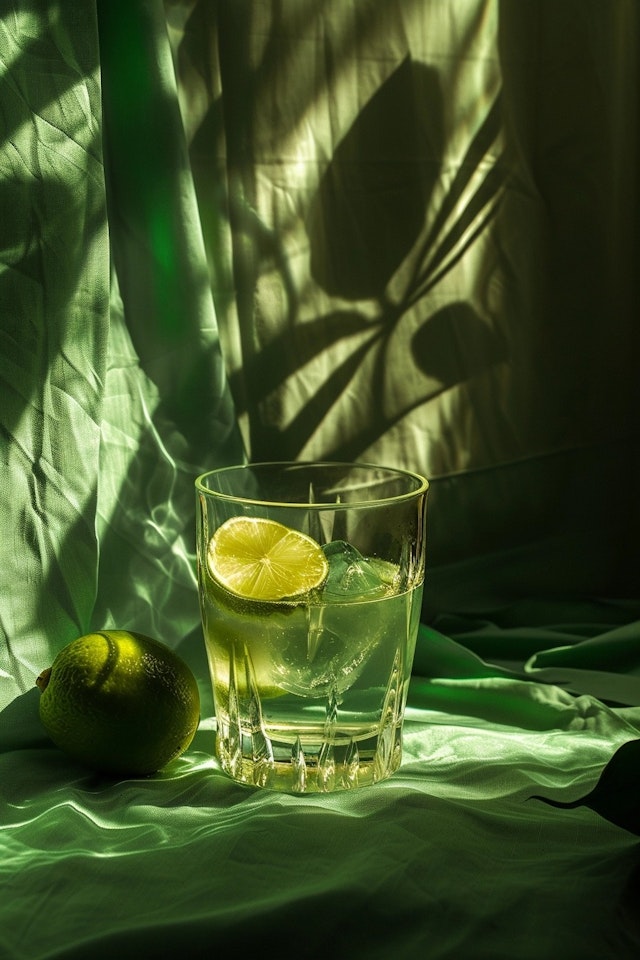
36,630,201,777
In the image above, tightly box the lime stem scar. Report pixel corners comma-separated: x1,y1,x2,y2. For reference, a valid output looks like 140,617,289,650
36,668,52,693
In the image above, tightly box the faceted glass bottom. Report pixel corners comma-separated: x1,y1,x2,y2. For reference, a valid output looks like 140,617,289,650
214,720,404,793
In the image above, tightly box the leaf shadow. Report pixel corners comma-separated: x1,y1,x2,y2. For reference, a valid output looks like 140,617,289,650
178,10,508,462
228,309,377,415
307,56,445,301
411,300,508,385
531,739,640,836
245,84,505,458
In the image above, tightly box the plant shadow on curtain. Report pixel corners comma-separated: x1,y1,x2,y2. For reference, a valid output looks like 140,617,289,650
222,57,507,463
171,0,639,622
181,2,507,469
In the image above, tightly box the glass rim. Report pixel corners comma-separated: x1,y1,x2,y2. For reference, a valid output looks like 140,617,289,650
195,460,429,510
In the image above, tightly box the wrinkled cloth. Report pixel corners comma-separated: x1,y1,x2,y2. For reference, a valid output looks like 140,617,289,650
2,0,639,704
2,618,640,960
2,2,640,958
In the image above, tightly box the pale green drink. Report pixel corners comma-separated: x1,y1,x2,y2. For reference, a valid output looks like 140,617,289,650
201,542,423,792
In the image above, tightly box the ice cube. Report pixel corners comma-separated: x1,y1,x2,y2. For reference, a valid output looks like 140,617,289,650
321,540,389,601
269,542,396,698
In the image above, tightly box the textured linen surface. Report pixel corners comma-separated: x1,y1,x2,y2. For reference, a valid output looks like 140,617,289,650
2,2,640,959
2,656,640,960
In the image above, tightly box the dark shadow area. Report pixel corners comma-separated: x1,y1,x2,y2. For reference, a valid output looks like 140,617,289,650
411,300,507,386
532,739,640,836
0,687,45,752
496,0,640,450
307,57,444,300
0,177,79,440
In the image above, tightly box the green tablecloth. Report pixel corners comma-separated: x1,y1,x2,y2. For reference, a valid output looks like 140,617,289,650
3,613,640,960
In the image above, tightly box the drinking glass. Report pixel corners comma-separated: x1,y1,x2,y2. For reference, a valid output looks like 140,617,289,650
195,461,428,793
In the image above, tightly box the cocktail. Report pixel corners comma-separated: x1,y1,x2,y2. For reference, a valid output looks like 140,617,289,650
195,461,428,793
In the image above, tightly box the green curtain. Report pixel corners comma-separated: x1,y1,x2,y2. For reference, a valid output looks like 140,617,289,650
2,3,640,958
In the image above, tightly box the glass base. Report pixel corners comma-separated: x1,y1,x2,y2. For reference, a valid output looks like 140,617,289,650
214,722,404,793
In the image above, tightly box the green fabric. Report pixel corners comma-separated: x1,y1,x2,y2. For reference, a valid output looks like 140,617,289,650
2,2,640,958
3,638,640,959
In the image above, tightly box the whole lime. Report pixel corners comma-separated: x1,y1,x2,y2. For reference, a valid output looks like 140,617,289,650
36,630,201,776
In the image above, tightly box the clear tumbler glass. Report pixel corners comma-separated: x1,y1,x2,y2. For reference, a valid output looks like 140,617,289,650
196,461,428,793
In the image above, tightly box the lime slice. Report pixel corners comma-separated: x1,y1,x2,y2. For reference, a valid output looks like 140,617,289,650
207,517,329,602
